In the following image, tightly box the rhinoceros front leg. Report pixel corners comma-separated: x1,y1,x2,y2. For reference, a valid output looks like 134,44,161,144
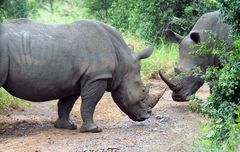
54,94,79,130
80,80,107,133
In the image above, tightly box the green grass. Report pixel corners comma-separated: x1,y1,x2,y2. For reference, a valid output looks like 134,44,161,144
124,35,179,81
191,120,240,152
141,43,178,80
0,88,30,111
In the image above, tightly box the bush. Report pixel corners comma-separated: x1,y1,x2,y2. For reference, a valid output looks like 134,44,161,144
219,0,240,35
2,0,30,19
0,7,4,22
83,0,113,21
108,0,218,43
81,0,219,43
188,0,240,150
190,36,240,151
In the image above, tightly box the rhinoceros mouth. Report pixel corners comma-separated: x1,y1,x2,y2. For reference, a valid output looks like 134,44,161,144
129,112,151,122
136,116,149,121
172,91,190,101
126,102,152,121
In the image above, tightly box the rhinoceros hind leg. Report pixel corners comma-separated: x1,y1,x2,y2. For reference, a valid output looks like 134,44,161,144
80,123,102,133
80,80,107,133
55,117,77,130
54,94,79,130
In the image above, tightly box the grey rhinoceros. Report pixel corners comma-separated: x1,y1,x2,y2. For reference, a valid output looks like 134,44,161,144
159,11,231,101
0,19,165,132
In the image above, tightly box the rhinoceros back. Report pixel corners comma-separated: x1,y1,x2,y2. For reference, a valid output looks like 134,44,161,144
0,19,116,101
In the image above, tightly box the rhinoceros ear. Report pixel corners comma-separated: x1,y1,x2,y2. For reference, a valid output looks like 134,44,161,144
135,45,154,60
164,29,183,44
190,32,200,43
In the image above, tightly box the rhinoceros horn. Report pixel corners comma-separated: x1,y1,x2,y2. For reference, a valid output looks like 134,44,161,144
142,82,166,108
145,87,166,108
159,70,181,91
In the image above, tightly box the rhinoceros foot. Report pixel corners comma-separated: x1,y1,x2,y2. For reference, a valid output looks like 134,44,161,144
54,117,77,130
80,123,102,133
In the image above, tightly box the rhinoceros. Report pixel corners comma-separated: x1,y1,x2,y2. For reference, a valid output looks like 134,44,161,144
159,11,231,101
0,18,165,132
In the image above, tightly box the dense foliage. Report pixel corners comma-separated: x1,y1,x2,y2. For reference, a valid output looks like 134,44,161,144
83,0,113,21
84,0,218,43
194,39,240,151
1,0,30,19
219,0,240,35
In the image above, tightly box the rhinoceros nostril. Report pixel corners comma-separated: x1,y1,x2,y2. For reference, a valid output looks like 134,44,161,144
147,109,152,114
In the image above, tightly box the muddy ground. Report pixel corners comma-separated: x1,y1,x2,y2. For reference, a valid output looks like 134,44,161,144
0,80,209,152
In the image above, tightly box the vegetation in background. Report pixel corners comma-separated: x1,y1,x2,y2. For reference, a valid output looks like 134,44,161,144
1,0,30,19
29,0,90,23
84,0,218,43
219,0,240,35
83,0,113,22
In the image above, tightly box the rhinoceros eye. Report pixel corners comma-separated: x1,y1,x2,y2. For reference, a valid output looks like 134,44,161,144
142,87,146,93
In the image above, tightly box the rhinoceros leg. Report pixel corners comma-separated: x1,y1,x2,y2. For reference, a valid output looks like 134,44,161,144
80,80,107,133
54,94,79,130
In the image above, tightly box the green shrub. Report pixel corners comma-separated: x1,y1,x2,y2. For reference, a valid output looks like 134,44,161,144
190,38,240,151
107,0,218,43
189,1,240,148
83,0,113,21
2,0,30,19
0,8,4,22
219,0,240,35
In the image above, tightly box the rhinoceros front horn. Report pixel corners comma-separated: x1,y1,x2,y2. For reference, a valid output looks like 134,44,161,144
159,70,180,91
144,84,166,108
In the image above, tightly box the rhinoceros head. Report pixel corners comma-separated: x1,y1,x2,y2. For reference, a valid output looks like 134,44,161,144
111,45,165,121
160,30,207,101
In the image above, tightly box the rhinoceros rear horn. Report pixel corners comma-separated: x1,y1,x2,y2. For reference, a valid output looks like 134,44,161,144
135,45,154,60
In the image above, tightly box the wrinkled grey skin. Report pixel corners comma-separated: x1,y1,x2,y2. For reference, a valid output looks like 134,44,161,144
0,19,161,133
160,11,231,101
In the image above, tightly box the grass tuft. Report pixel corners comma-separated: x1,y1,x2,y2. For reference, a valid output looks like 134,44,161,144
0,88,30,112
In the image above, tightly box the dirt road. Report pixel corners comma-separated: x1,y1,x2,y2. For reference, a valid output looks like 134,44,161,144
0,80,209,152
